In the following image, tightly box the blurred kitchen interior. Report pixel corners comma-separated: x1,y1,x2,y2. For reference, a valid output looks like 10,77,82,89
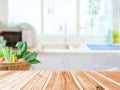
0,0,120,70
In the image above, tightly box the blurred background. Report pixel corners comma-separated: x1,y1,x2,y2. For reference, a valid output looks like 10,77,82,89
0,0,117,48
0,0,120,70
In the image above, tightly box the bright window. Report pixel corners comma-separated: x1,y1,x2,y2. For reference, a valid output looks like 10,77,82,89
43,0,77,35
8,0,113,36
79,0,113,35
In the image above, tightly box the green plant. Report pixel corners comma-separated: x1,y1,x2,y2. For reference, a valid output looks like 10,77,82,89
88,0,101,15
0,42,41,64
88,0,101,31
112,31,120,43
113,31,119,39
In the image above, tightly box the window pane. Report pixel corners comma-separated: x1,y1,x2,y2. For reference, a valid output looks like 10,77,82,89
79,0,113,35
43,0,77,35
8,0,41,35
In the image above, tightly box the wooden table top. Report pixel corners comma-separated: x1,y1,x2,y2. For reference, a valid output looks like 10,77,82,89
0,71,120,90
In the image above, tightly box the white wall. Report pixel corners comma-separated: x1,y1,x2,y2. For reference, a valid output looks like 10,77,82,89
0,0,8,24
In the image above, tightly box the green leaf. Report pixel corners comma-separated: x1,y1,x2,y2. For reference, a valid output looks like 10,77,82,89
21,42,27,54
15,42,27,59
15,42,23,58
2,47,12,62
113,31,119,39
22,51,32,59
0,50,4,57
29,59,41,64
26,52,38,61
15,41,41,64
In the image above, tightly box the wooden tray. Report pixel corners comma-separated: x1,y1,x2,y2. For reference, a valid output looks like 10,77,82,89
0,62,31,70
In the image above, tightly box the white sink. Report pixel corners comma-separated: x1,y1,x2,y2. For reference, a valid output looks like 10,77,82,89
68,44,90,50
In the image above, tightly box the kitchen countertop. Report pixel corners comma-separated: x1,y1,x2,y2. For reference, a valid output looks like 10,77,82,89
27,44,120,54
29,48,120,54
0,71,120,89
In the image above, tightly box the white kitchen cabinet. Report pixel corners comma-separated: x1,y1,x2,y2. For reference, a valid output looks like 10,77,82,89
92,54,110,70
93,53,120,70
106,54,120,70
33,53,94,70
32,52,120,70
64,53,94,70
32,54,66,70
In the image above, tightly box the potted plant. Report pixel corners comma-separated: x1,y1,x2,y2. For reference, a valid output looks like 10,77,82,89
0,41,41,70
112,31,120,44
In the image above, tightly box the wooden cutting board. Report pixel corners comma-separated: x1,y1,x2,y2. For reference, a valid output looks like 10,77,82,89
0,71,119,90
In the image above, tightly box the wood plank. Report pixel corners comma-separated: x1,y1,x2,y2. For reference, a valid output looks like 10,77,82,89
43,72,57,90
44,71,81,90
0,71,26,88
111,71,120,75
10,71,39,90
74,71,104,90
50,72,63,90
86,71,120,90
0,71,119,89
98,71,120,84
61,71,81,90
43,72,63,90
0,71,39,90
98,71,120,75
22,71,51,90
0,71,16,79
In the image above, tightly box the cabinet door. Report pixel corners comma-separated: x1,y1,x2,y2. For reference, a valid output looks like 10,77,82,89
106,53,120,70
32,54,66,70
93,54,109,70
93,53,120,70
43,0,77,35
65,53,94,70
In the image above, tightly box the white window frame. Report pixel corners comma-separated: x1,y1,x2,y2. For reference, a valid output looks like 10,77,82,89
38,0,114,45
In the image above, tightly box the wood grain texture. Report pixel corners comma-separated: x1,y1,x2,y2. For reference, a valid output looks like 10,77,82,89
86,71,120,90
74,71,104,90
22,71,51,90
0,71,119,90
98,71,120,84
